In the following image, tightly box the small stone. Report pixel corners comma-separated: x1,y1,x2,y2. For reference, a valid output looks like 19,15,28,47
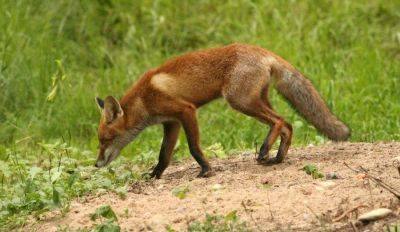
211,184,224,191
393,156,400,164
357,208,392,222
261,177,271,185
355,173,367,180
300,188,312,195
325,172,339,180
317,181,336,190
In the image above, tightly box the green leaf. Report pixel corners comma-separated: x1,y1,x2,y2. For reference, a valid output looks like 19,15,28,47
172,186,189,199
0,160,12,178
302,164,317,175
206,143,226,158
99,178,112,189
50,167,63,183
225,210,238,222
67,171,79,188
46,85,58,102
28,166,42,180
302,164,324,179
52,186,61,206
93,220,120,232
115,186,127,200
90,205,118,222
315,135,325,144
293,120,304,129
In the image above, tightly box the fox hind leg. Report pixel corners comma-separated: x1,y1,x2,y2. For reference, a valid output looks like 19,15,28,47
224,92,292,164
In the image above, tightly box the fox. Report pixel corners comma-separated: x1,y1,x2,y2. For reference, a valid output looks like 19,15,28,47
94,43,350,178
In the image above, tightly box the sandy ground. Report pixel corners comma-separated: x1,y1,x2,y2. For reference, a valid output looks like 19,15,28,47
27,142,400,231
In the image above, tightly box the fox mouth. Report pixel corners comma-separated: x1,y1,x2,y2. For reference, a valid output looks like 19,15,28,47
95,149,120,168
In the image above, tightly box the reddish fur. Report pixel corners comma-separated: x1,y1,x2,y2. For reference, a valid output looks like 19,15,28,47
96,43,350,178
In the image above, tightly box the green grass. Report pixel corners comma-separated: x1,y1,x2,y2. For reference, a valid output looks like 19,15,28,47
0,0,399,229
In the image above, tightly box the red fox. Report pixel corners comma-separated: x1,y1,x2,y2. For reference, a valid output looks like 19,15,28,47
94,43,350,178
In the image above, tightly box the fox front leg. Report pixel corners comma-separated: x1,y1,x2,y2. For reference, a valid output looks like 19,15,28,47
150,122,181,179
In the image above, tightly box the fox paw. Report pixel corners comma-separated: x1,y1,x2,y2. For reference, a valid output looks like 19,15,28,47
197,168,214,178
256,155,269,164
257,156,283,165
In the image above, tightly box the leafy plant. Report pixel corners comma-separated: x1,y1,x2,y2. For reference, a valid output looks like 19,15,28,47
92,220,120,232
90,205,118,222
0,141,142,230
172,185,190,199
302,164,324,179
90,205,120,232
188,211,251,232
387,222,400,232
206,143,227,158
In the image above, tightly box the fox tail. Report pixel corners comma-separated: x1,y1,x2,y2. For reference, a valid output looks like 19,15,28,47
274,68,350,141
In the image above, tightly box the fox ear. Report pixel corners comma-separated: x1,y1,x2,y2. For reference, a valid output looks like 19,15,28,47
95,97,104,110
104,96,123,123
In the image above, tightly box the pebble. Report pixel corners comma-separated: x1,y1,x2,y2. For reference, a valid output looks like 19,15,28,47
316,181,336,191
211,184,224,191
357,208,392,222
325,172,339,180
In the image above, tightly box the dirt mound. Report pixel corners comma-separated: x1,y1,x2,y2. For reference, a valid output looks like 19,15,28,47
28,142,400,231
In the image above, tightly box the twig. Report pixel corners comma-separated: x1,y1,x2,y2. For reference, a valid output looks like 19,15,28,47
350,221,359,232
254,141,258,160
343,162,400,199
343,162,359,173
332,205,367,222
241,200,262,232
359,166,400,199
266,191,274,221
305,205,327,229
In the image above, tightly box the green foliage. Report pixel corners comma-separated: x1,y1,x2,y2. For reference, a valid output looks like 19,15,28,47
172,185,190,199
92,220,120,232
0,0,399,151
90,205,118,222
188,211,251,232
387,222,400,232
0,0,399,230
302,164,324,179
90,205,120,232
0,140,141,230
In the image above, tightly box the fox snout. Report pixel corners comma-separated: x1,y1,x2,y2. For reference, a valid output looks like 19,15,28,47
94,146,121,168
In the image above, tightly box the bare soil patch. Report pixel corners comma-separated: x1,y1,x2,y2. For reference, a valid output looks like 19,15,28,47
28,142,400,231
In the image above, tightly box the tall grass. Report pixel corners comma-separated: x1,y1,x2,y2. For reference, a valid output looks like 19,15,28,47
1,0,399,156
0,0,399,229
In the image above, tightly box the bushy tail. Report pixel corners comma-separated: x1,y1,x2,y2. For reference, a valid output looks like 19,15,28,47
274,69,350,141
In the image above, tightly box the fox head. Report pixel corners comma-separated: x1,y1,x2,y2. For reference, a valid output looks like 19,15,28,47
94,96,130,168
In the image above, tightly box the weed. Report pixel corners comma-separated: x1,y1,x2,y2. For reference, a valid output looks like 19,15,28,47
172,185,190,199
90,205,120,232
90,205,118,222
0,140,142,230
0,0,399,229
188,211,251,232
302,164,324,179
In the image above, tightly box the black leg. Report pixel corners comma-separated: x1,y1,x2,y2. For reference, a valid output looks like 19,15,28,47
150,122,181,178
